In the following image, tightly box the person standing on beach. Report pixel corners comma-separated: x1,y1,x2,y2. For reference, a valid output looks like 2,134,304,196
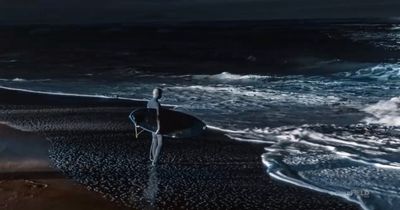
148,88,163,165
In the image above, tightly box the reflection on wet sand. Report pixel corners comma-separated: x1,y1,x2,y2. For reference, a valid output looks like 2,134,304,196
143,166,159,207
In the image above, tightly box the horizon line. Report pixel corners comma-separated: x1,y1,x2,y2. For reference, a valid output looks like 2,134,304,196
0,17,399,27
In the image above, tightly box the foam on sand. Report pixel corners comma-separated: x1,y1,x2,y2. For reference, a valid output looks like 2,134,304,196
259,124,400,210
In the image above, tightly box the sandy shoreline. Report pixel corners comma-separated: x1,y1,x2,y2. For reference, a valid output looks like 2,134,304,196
0,87,361,210
0,123,132,210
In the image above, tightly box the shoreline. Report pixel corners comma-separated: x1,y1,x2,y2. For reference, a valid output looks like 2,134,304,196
0,86,361,210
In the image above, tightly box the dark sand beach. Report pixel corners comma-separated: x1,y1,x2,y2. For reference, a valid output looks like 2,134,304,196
0,86,360,210
0,123,131,210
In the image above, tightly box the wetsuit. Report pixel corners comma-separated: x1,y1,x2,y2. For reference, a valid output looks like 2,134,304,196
147,98,162,165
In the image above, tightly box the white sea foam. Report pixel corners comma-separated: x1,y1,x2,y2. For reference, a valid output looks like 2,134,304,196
12,78,26,82
218,122,400,210
263,146,400,210
281,126,400,210
391,25,400,30
342,63,400,81
168,85,341,108
362,97,400,126
192,72,270,82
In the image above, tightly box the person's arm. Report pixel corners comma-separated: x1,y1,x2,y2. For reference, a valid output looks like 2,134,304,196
155,107,161,134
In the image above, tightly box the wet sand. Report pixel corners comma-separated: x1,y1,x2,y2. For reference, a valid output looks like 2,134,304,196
0,87,361,210
0,179,132,210
0,123,132,210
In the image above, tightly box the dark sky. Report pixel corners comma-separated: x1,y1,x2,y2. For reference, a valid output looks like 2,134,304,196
1,0,400,24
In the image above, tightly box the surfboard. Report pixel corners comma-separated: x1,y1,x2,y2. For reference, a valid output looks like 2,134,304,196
129,108,206,138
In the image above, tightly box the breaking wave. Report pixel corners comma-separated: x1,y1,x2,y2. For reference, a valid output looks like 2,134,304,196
221,121,400,210
220,94,400,210
192,72,270,83
263,124,400,210
340,63,400,81
362,96,400,126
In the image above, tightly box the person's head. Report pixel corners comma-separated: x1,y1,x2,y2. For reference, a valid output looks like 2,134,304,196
152,88,163,99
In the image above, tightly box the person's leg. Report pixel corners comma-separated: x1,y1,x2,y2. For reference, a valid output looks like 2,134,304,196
150,133,157,161
152,135,163,165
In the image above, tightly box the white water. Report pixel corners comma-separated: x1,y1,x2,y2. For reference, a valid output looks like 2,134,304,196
223,96,400,210
190,67,400,210
192,72,270,82
261,124,400,210
341,63,400,81
363,97,400,126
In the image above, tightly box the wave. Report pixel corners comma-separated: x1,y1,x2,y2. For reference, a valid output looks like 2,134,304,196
263,125,400,210
391,26,400,30
193,64,400,83
362,96,400,126
192,72,270,82
340,63,400,81
168,85,342,108
0,78,52,82
231,124,400,210
224,123,400,167
218,122,400,210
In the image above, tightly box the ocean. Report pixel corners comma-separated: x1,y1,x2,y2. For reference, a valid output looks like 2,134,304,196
0,21,399,210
